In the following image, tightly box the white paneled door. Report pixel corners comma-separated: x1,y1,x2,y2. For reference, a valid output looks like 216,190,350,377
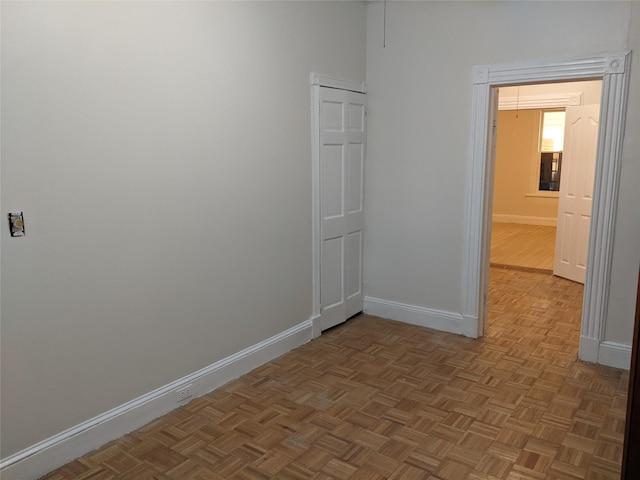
319,87,366,331
554,104,600,284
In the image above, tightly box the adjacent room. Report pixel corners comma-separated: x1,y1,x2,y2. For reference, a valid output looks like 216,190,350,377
2,1,639,479
490,80,602,276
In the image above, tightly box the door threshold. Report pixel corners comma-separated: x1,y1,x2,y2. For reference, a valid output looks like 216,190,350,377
490,263,553,275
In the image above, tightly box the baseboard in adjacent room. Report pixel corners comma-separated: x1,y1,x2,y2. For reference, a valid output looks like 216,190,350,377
0,318,314,480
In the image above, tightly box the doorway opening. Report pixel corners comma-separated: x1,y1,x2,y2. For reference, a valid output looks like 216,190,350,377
490,80,602,279
461,52,631,366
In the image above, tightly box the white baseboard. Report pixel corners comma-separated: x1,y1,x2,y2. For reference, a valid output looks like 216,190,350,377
492,214,557,227
0,319,313,480
579,335,601,363
311,314,322,339
364,296,474,337
364,301,632,368
598,341,631,370
579,335,630,370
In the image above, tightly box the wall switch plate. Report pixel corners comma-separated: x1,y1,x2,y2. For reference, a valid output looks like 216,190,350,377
8,212,25,237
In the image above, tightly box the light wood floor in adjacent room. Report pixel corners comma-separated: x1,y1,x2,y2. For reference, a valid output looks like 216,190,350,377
42,269,628,480
491,223,557,273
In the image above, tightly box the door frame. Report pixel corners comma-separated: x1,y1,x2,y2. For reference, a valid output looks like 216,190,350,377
461,51,632,365
310,73,367,338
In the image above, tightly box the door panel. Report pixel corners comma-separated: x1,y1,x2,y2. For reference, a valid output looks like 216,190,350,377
346,230,363,318
554,105,599,284
323,101,344,131
322,145,344,219
347,231,362,297
321,237,344,308
557,212,573,265
577,214,590,269
348,143,364,214
319,87,366,331
348,103,365,130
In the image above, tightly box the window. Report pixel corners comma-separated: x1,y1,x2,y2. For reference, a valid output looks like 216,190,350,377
540,111,566,152
539,151,562,191
538,110,565,192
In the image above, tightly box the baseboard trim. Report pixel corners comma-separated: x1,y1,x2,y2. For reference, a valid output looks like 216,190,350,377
0,319,313,480
492,214,557,227
598,341,632,370
364,296,471,337
580,335,601,363
310,314,322,339
579,335,631,370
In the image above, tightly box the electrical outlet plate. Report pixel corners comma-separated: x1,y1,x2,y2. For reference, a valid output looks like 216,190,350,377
176,384,193,402
8,212,25,237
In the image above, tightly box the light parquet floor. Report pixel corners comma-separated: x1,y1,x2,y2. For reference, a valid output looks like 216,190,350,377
490,223,557,273
41,269,628,480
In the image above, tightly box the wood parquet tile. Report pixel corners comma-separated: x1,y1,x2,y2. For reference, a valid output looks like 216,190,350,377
490,224,557,273
41,269,629,480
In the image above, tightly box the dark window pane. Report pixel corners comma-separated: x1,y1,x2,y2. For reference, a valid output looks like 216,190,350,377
539,152,562,191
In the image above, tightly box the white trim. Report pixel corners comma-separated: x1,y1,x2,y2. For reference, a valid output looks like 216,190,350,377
310,314,322,339
0,319,313,480
364,296,477,338
498,92,582,110
462,51,632,364
598,341,632,370
492,214,557,227
579,338,633,371
462,77,496,339
577,337,632,370
310,73,367,94
310,73,367,335
311,79,322,331
579,335,601,364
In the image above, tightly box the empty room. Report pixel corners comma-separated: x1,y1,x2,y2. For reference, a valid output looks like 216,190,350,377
2,2,639,479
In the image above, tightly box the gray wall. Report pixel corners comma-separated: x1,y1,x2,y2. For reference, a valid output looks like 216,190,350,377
0,1,366,457
364,2,639,339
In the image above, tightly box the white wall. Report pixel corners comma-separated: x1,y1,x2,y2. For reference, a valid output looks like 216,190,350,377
0,1,366,458
365,2,639,340
493,109,560,222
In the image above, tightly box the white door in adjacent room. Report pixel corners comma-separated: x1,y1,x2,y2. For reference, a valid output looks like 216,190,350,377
319,87,367,331
554,104,600,284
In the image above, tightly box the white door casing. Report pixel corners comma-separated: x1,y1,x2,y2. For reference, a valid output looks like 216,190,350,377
481,89,501,336
318,87,366,331
554,105,600,284
462,52,631,365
